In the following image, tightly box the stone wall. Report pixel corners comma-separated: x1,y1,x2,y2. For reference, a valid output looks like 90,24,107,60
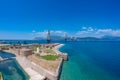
56,58,63,79
16,56,63,80
4,49,34,57
4,44,67,80
58,53,68,61
20,49,34,57
31,63,58,80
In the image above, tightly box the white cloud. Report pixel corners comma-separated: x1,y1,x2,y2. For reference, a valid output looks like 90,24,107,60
35,30,48,38
82,27,87,30
32,28,120,38
112,30,120,36
33,30,67,38
32,30,36,33
76,27,120,38
88,27,95,31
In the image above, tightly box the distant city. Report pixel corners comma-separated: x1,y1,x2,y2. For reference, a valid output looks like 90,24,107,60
34,36,120,41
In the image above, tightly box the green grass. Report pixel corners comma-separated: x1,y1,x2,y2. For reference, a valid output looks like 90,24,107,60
44,49,56,54
41,55,59,60
35,54,59,60
31,46,41,51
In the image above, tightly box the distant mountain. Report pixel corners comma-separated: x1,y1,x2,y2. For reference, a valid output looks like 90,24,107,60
34,37,44,40
102,36,120,41
34,36,120,41
76,37,100,41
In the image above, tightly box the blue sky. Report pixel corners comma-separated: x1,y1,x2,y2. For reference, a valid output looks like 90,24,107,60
0,0,120,39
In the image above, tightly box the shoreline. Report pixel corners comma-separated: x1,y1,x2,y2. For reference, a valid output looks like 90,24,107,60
53,43,68,80
54,44,64,50
2,51,46,80
1,43,67,80
53,44,65,55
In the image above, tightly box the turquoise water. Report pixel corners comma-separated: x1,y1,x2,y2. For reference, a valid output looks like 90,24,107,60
60,41,120,80
0,59,29,80
0,52,16,58
0,52,29,80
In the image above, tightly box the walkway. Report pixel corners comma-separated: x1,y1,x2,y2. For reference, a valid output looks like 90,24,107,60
25,68,45,80
16,56,46,80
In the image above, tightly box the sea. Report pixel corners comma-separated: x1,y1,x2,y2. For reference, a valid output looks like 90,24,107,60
1,40,120,80
59,41,120,80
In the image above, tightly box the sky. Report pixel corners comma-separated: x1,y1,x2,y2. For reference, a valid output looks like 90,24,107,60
0,0,120,39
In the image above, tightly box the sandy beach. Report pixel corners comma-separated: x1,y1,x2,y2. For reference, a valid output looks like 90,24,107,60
53,44,65,55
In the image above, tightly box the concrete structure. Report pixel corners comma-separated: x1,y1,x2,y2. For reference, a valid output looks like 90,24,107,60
25,68,45,80
20,49,34,57
58,53,68,61
16,56,46,80
3,43,68,80
36,47,40,53
5,48,34,57
16,56,61,80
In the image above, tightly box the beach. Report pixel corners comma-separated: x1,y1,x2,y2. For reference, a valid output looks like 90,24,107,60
53,44,65,54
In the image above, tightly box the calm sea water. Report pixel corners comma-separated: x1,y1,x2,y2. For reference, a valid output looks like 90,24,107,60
0,52,16,58
0,59,29,80
59,41,120,80
0,51,29,80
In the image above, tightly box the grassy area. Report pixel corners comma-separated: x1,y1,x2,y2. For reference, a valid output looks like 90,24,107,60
41,55,59,60
31,46,41,51
44,49,56,54
35,54,59,60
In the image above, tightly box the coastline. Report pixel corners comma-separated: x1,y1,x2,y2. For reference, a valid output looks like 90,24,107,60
53,44,65,78
53,44,65,55
53,43,68,80
1,43,67,80
54,44,64,50
3,51,46,80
